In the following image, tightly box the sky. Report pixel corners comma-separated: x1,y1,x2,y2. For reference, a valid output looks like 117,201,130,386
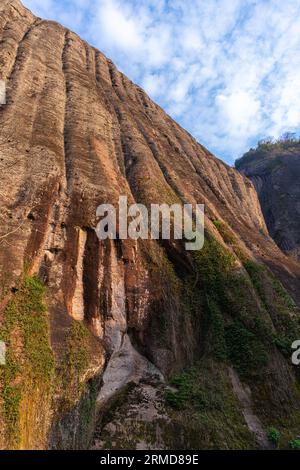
22,0,300,164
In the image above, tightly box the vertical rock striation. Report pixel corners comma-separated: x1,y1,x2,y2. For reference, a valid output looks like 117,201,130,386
0,0,300,450
236,142,300,262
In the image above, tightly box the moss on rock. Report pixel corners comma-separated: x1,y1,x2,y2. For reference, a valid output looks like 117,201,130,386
0,275,54,449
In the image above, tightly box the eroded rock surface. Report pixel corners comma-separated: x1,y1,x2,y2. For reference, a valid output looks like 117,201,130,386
1,0,300,450
236,142,300,262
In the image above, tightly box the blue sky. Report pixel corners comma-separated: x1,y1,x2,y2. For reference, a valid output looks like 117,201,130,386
23,0,300,164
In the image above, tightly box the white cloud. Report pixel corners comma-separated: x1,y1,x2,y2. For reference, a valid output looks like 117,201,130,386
22,0,300,163
94,1,141,51
216,91,261,132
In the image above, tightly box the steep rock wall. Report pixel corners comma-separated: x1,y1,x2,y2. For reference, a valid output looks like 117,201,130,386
0,0,300,450
236,144,300,262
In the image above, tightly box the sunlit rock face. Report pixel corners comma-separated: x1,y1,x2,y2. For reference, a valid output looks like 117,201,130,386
1,0,300,451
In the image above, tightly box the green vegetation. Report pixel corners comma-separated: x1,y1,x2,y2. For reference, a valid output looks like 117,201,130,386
289,439,300,450
207,298,227,361
59,321,90,409
186,234,299,378
243,259,300,357
235,133,300,170
0,275,54,448
0,272,100,450
186,237,236,361
245,262,294,313
81,378,99,424
243,260,267,303
165,366,224,412
186,238,270,376
140,229,300,449
145,232,287,380
213,220,236,245
164,359,256,449
267,427,281,447
100,361,257,449
273,315,300,358
225,321,268,377
165,371,193,410
261,409,300,450
65,321,89,377
213,219,248,262
271,277,295,310
193,237,236,293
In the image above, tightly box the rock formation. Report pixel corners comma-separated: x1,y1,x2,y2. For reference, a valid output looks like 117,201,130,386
236,140,300,262
1,0,300,450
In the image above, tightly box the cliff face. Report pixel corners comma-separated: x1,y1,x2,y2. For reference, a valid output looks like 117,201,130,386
236,142,300,262
1,0,300,450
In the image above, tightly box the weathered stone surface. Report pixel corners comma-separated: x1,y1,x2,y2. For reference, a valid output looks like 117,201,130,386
236,143,300,262
1,0,300,450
